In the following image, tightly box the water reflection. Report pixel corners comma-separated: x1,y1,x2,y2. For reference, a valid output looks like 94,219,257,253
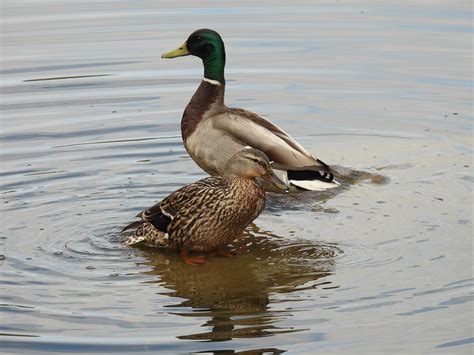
137,226,341,342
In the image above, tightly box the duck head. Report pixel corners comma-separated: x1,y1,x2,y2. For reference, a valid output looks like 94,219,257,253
225,149,289,191
161,29,226,84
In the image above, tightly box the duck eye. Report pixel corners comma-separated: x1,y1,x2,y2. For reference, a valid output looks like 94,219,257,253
252,158,259,163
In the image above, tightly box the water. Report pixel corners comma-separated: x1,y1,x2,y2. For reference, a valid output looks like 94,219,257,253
1,1,472,353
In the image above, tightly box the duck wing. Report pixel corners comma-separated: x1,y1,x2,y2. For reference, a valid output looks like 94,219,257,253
140,179,215,230
213,108,330,172
122,177,224,234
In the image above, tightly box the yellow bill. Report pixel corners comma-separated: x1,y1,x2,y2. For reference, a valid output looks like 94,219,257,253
161,42,190,58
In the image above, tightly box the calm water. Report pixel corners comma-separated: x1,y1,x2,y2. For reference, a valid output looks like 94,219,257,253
1,1,472,353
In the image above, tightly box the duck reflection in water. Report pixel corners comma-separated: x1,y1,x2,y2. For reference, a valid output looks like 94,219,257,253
136,225,340,342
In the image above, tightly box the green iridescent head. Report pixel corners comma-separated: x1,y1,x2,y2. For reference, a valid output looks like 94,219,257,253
162,29,226,84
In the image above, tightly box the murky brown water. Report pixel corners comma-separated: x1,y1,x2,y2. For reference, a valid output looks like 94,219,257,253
1,1,473,353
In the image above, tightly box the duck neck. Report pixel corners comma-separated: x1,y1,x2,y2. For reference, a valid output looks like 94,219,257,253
225,175,266,202
225,174,258,189
202,47,225,84
181,79,225,141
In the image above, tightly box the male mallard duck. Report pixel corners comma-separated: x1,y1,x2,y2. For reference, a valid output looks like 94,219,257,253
123,148,287,265
161,28,339,191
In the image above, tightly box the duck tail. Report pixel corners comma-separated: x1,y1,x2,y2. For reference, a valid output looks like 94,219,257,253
122,220,147,246
121,220,143,233
123,234,147,246
290,178,340,191
287,169,340,191
123,221,170,247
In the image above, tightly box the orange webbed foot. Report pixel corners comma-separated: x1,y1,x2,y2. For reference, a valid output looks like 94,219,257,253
180,250,207,266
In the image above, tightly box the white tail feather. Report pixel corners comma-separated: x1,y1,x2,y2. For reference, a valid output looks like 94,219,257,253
290,179,340,191
274,168,339,191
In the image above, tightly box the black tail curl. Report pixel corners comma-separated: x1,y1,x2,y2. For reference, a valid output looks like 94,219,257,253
287,170,334,183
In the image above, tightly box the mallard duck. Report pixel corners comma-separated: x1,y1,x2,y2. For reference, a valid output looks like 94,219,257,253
161,28,339,191
123,148,287,265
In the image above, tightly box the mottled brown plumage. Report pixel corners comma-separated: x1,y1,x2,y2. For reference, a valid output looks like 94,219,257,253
123,149,287,262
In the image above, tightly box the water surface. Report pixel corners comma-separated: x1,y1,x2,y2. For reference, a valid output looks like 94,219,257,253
1,0,473,353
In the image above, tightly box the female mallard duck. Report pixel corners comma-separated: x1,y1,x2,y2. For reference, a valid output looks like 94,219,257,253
123,148,287,265
161,28,339,191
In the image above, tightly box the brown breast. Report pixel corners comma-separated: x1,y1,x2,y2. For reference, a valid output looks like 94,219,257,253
181,79,225,141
